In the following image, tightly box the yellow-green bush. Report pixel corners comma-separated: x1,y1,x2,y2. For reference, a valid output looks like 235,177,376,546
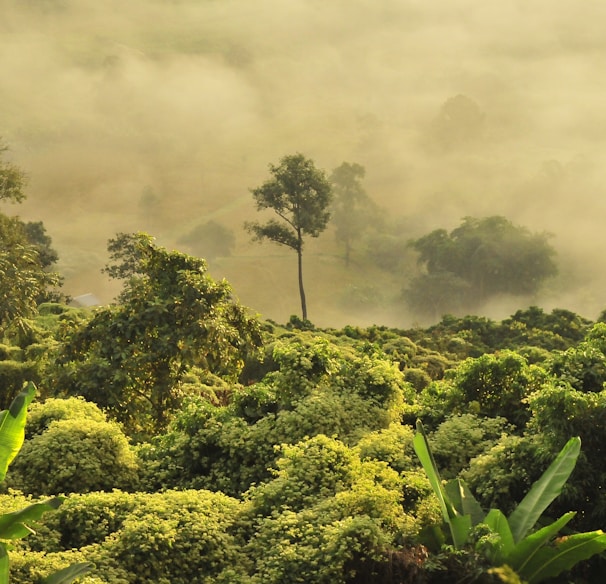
25,396,108,438
9,418,139,495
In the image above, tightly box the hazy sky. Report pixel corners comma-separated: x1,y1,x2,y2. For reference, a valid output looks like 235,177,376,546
3,0,606,325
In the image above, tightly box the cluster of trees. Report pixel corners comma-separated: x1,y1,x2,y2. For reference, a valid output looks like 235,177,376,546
244,154,558,322
405,216,558,318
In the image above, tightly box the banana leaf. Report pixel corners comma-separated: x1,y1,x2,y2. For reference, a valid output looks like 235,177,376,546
522,530,606,584
0,497,64,540
0,544,7,584
413,420,472,548
483,509,515,563
0,382,36,482
508,437,580,543
508,511,575,573
43,562,95,584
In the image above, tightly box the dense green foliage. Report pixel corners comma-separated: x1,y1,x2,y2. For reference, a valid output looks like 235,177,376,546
405,216,558,318
1,308,601,583
51,232,261,436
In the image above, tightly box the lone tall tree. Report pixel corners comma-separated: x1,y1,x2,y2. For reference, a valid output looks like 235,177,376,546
246,153,332,320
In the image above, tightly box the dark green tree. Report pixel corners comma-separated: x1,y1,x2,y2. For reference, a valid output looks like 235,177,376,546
329,161,376,266
54,232,262,436
245,153,332,321
405,216,557,317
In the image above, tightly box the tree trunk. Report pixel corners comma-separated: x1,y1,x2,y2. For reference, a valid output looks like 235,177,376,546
297,243,307,320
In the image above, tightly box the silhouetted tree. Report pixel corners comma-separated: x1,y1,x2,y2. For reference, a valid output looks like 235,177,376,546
245,153,332,321
330,162,377,266
428,94,485,151
405,216,557,317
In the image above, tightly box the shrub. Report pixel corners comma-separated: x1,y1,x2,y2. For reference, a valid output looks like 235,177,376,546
9,418,139,495
248,435,359,515
429,414,513,478
461,434,549,516
25,396,108,438
355,423,416,473
95,490,244,584
9,549,100,584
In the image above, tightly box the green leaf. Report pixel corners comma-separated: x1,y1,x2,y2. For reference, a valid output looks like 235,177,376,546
0,382,36,482
508,437,580,543
0,543,7,584
449,513,473,550
413,420,451,524
445,478,484,526
413,420,471,548
0,497,64,540
484,509,515,563
522,530,606,584
508,512,575,574
43,562,95,584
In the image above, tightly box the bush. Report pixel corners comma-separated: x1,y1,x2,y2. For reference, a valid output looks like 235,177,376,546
9,549,102,584
9,418,139,495
461,434,549,516
248,435,359,515
429,414,513,478
25,396,108,438
140,342,412,495
244,437,416,584
26,490,140,552
246,509,389,584
95,490,244,584
19,489,246,584
355,423,416,473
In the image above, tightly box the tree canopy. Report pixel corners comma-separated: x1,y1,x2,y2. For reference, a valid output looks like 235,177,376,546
245,153,332,321
329,161,377,266
55,232,262,435
405,216,558,317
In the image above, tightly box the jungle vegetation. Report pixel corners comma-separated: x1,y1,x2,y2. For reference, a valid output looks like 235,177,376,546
1,150,605,583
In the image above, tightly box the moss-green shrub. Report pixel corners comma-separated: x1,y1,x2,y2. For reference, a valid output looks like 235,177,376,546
94,490,244,584
139,341,412,496
462,434,548,516
27,490,140,552
9,418,139,495
18,489,246,584
355,423,416,473
25,396,108,438
402,367,432,391
429,414,513,478
243,435,417,584
248,435,358,515
246,509,389,584
9,549,103,584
